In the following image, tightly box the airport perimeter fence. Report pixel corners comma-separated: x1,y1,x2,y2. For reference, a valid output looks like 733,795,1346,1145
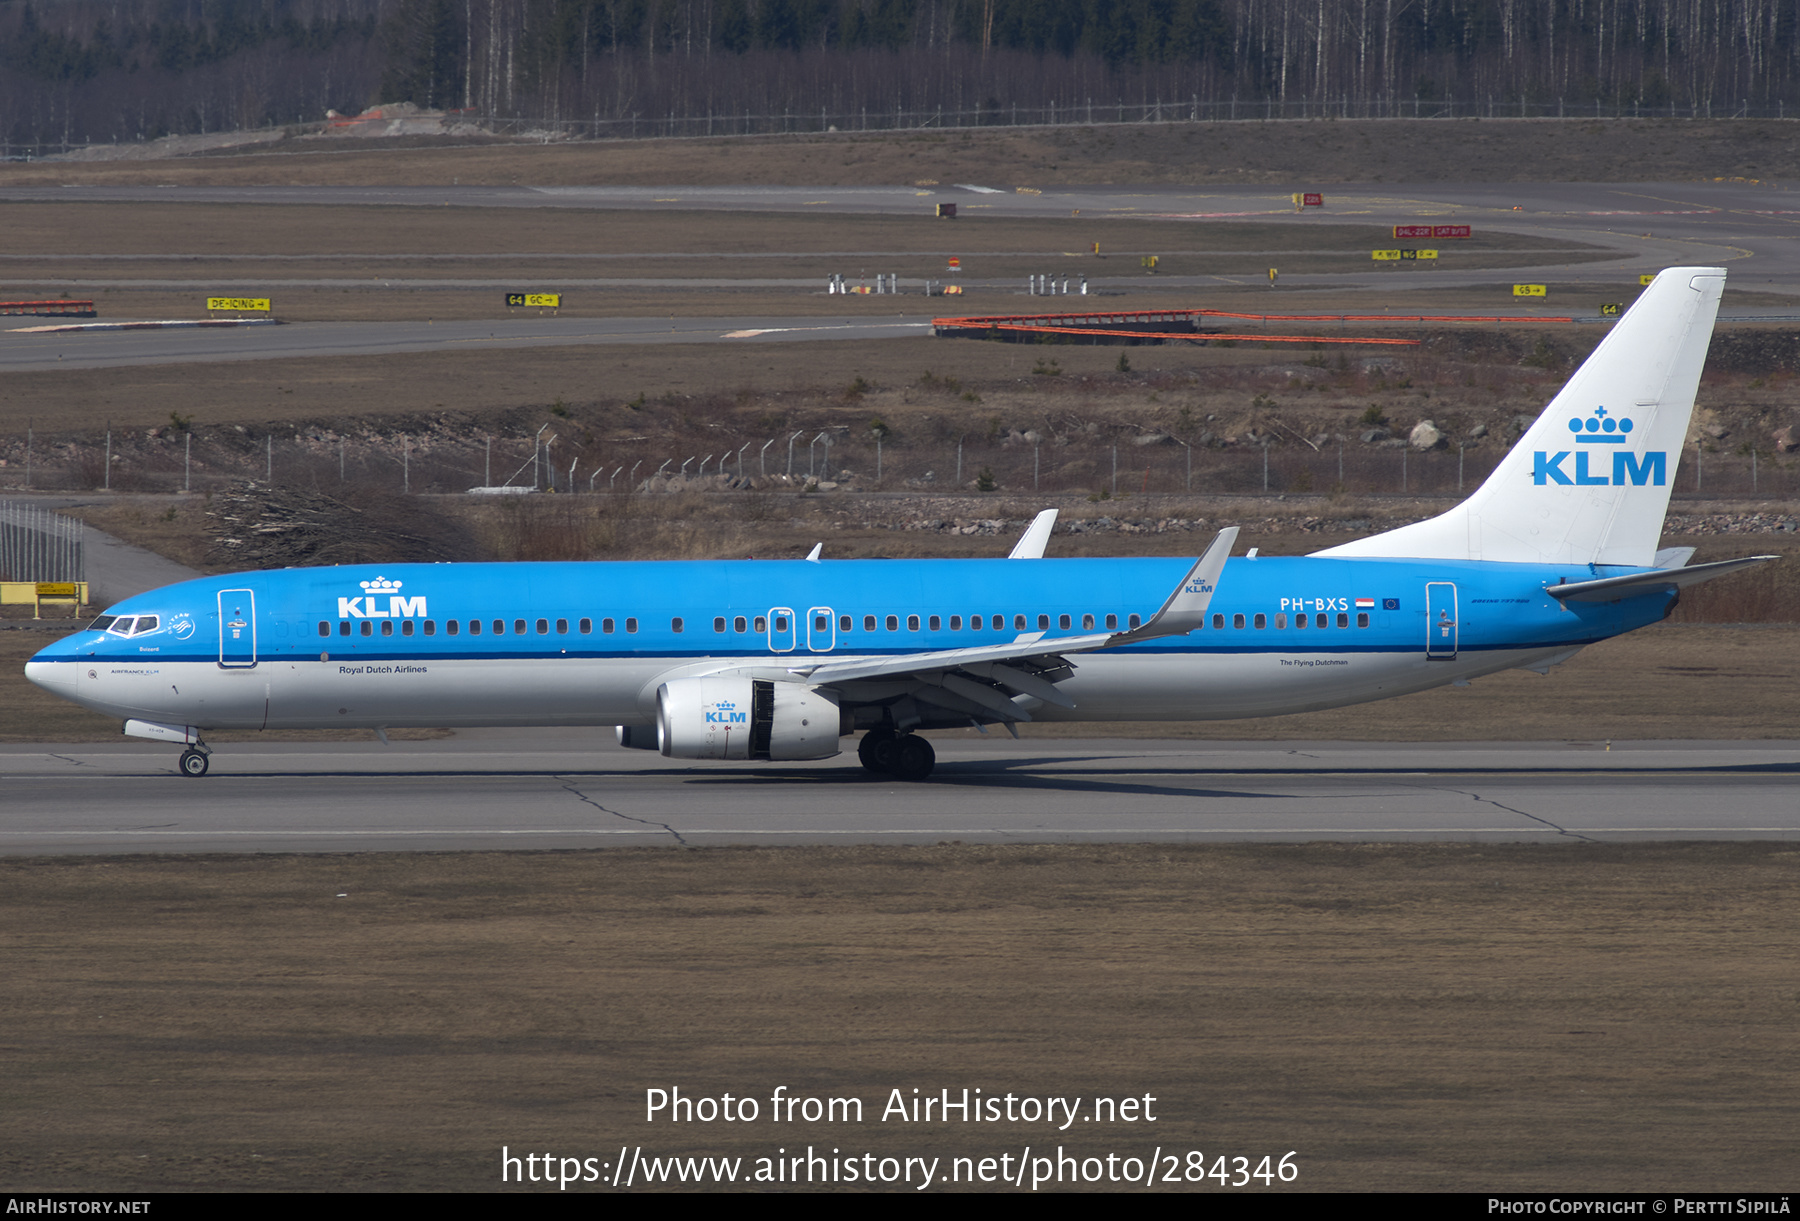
8,95,1797,160
0,501,84,583
0,428,1794,503
460,94,1800,142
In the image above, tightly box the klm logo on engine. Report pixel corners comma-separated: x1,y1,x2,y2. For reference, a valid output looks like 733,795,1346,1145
337,576,428,619
706,699,747,725
1533,407,1666,486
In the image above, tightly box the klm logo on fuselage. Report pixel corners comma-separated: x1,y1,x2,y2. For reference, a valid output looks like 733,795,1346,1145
337,576,427,619
1533,406,1666,487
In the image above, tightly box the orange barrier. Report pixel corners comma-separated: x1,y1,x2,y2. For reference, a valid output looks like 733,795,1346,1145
0,300,96,317
948,321,1418,346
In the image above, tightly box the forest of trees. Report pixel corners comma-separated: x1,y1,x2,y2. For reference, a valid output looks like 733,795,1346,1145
6,0,1800,151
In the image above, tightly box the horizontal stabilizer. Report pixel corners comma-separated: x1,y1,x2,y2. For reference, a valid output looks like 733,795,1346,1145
1547,555,1778,603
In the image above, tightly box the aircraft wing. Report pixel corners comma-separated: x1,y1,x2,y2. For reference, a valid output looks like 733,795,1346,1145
1547,554,1778,603
778,528,1237,720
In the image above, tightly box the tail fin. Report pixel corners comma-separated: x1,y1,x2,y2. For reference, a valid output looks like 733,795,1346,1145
1314,266,1725,567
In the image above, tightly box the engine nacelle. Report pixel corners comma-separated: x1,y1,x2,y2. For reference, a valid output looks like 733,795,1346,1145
615,724,660,750
656,677,841,761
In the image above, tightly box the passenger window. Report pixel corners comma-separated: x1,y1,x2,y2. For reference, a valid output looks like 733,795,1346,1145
1275,614,1287,629
602,618,615,634
1315,614,1327,628
1255,614,1267,629
1038,614,1050,630
714,617,727,632
1233,613,1246,629
1059,614,1071,630
671,618,683,633
361,622,373,637
492,620,505,635
834,615,848,632
734,616,747,633
447,620,459,636
950,616,961,630
1082,614,1095,630
382,621,394,636
1015,614,1026,630
318,621,330,636
469,620,482,635
1357,612,1369,628
863,615,876,632
339,621,351,637
556,619,568,634
402,620,414,637
1336,613,1347,628
579,618,592,634
1128,614,1141,629
515,619,527,635
536,619,548,635
755,616,767,633
424,620,435,636
626,618,638,634
1213,613,1224,629
929,615,941,631
814,614,829,632
907,615,919,631
1105,614,1117,630
1295,614,1306,629
886,615,898,631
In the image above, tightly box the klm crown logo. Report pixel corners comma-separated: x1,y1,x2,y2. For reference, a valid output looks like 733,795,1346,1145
1568,406,1634,444
360,576,404,593
1533,406,1664,487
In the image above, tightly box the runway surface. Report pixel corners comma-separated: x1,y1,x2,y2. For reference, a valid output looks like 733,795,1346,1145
5,180,1797,369
0,315,932,372
2,732,1794,853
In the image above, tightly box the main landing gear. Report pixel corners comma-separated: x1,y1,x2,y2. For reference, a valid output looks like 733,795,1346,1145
857,729,935,782
178,746,211,777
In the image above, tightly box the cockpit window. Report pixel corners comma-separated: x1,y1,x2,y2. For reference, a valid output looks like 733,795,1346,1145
99,615,160,636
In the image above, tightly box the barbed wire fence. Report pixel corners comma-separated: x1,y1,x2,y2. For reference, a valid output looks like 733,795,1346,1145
0,426,1792,502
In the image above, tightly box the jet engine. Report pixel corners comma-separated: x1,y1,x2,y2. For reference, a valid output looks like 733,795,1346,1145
656,677,842,761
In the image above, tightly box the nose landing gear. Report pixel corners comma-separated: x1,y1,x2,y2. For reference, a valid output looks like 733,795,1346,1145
857,729,935,781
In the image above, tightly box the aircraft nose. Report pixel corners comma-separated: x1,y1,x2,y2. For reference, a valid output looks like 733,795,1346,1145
24,640,78,693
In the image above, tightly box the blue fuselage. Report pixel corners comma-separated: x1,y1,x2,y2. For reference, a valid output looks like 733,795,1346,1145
26,555,1671,733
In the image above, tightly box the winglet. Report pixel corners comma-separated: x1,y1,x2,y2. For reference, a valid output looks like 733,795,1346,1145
1007,509,1059,559
1111,526,1237,644
805,543,823,562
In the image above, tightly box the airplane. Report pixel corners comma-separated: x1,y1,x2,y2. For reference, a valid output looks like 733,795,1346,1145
23,266,1777,781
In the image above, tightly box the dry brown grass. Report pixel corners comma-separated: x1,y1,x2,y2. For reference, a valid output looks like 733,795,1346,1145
10,117,1800,187
1,841,1794,1191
